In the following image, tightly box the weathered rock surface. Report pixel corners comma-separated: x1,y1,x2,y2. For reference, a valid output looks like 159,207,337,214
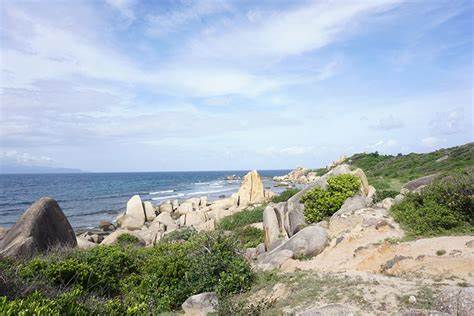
403,174,438,192
154,212,177,230
0,197,77,258
99,220,115,232
76,236,97,249
182,292,218,316
434,287,474,316
126,195,146,222
268,225,328,258
143,201,156,221
331,195,368,218
258,249,294,271
236,170,265,207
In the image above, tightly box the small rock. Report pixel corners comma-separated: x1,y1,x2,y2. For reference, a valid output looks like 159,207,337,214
182,292,218,316
99,220,115,232
409,295,417,304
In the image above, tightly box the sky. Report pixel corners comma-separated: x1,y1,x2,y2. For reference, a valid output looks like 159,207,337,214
0,0,473,172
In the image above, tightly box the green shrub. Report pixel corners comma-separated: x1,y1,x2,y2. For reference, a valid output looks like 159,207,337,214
162,227,197,242
231,226,264,248
301,174,360,223
19,245,140,296
391,169,474,237
131,232,253,312
217,206,264,231
374,189,398,203
271,188,300,203
116,233,141,246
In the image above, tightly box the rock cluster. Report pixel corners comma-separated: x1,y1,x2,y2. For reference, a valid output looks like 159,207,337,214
263,164,375,252
78,170,274,248
273,167,319,185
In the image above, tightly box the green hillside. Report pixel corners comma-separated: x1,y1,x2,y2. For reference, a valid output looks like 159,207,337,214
348,142,474,192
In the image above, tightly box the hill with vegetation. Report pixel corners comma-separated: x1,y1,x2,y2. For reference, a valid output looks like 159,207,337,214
348,142,473,194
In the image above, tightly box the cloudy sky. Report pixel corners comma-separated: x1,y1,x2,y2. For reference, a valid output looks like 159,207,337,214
0,0,472,172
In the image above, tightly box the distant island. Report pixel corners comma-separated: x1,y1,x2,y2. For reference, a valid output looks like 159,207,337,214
0,165,83,174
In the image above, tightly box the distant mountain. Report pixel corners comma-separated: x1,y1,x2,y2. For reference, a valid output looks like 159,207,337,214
0,165,83,174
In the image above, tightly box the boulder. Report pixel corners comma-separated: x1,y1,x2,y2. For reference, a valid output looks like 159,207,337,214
200,196,208,207
159,201,173,213
331,195,367,219
135,227,163,246
99,220,115,232
403,174,437,192
377,197,394,210
195,219,215,232
126,195,146,223
258,249,293,271
154,212,177,230
268,225,327,258
182,292,218,316
209,197,234,212
263,204,283,251
185,210,207,227
117,214,144,230
171,199,179,211
0,197,77,259
143,201,156,221
236,170,265,207
76,236,97,249
177,202,194,215
351,168,370,196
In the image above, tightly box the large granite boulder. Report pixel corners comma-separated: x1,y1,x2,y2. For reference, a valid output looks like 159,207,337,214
236,170,265,207
101,229,145,246
0,197,77,258
118,195,146,230
143,201,156,221
331,195,367,219
182,292,218,316
268,225,327,258
403,174,438,193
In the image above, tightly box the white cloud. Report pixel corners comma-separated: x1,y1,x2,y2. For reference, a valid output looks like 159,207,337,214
105,0,136,20
0,150,56,166
429,107,471,135
365,139,398,151
370,114,404,130
257,146,314,156
421,136,443,148
146,0,231,37
188,0,401,62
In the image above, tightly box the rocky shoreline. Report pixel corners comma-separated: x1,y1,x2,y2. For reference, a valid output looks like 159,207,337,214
1,163,472,315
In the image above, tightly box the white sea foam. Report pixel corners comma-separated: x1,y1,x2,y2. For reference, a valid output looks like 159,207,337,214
186,188,236,196
149,190,174,195
151,193,184,200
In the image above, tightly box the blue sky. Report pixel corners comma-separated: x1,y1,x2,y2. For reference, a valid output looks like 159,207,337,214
0,0,472,172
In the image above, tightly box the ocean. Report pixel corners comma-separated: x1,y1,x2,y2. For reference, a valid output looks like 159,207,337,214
0,170,289,229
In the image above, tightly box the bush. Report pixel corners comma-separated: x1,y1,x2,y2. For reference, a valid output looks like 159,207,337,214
231,226,264,248
374,189,399,203
6,230,254,314
217,206,264,231
301,174,360,223
391,169,474,237
19,245,139,296
271,188,300,203
162,227,197,242
116,233,141,246
131,232,253,312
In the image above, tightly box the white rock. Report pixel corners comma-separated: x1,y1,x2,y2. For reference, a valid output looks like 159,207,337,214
143,201,156,221
182,292,218,316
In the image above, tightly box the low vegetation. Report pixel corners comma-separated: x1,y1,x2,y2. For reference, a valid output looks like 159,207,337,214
390,168,474,238
271,188,300,203
217,206,264,231
0,231,254,315
302,174,360,223
349,142,473,192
